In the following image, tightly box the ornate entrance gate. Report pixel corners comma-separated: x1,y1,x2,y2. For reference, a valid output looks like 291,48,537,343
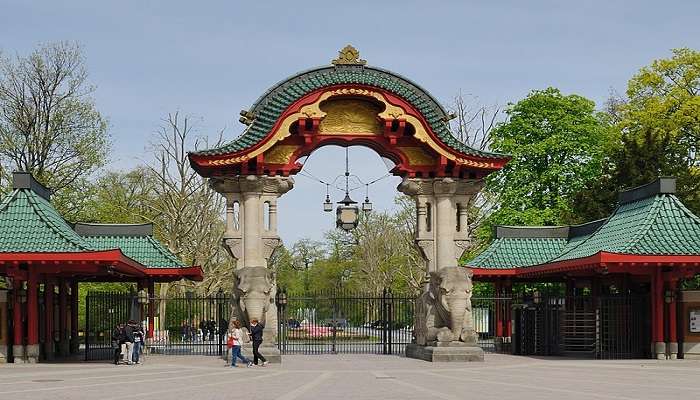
277,290,414,355
85,291,229,361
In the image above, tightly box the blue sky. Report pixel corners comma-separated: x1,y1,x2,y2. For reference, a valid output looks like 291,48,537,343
2,0,698,245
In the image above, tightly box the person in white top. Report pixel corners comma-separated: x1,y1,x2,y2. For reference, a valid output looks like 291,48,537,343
228,320,253,368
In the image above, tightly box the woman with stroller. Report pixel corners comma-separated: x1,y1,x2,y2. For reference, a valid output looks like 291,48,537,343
227,320,253,368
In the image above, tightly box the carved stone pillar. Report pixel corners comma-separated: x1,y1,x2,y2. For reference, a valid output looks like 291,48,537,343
211,175,293,270
209,175,293,364
398,177,482,272
398,177,485,362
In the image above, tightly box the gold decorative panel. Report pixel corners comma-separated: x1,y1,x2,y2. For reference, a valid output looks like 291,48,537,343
399,147,436,166
263,145,299,164
318,99,383,135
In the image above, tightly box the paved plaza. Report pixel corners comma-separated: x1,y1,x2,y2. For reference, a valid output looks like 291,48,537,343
1,354,699,400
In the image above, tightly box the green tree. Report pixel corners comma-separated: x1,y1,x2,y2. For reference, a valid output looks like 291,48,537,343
0,42,110,220
482,88,614,240
573,48,700,220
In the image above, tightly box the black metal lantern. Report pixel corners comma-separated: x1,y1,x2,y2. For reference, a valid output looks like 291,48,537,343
336,193,359,231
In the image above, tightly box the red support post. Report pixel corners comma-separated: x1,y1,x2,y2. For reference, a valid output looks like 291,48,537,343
44,280,54,360
70,281,79,354
12,279,24,363
504,280,513,337
147,280,155,339
26,269,39,362
652,268,665,359
494,281,504,338
58,279,68,356
668,278,678,359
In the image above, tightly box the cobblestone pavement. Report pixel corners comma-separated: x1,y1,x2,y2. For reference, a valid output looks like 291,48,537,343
2,354,700,400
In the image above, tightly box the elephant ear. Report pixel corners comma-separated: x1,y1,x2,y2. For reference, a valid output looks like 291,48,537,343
464,268,474,279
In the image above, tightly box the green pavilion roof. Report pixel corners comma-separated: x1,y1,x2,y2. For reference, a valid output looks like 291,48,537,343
0,173,92,253
75,223,187,269
467,227,568,269
192,63,505,160
466,178,700,271
0,172,189,272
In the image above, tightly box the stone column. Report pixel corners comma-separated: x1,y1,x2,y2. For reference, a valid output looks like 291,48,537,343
70,281,79,354
209,175,294,364
0,289,7,363
398,177,485,362
398,177,482,272
147,280,155,339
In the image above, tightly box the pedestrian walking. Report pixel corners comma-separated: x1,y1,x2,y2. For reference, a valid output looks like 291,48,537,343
131,321,145,364
228,320,253,368
111,323,125,365
249,319,268,366
123,320,136,365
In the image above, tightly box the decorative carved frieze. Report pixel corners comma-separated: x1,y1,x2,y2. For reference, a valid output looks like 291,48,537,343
397,177,482,196
261,237,282,261
210,175,294,195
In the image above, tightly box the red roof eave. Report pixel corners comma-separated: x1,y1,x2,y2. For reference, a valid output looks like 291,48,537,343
145,266,204,282
0,249,146,277
467,252,700,279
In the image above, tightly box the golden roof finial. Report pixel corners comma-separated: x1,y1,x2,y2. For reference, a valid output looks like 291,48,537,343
332,45,366,66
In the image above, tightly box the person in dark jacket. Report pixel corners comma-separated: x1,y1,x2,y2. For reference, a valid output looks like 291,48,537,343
123,320,136,365
249,319,267,366
111,324,125,365
130,321,145,364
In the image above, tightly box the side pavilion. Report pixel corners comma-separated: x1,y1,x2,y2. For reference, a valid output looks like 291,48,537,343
0,172,202,363
467,177,700,359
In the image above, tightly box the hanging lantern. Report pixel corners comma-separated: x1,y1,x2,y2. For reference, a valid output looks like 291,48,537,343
323,194,333,212
362,184,372,212
336,193,359,231
362,196,372,212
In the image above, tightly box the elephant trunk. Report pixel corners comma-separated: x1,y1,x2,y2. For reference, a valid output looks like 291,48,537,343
447,297,468,340
242,294,268,322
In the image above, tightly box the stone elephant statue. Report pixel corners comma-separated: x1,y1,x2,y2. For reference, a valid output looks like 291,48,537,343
230,266,278,343
414,266,477,346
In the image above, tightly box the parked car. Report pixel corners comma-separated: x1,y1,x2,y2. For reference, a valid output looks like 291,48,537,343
324,318,348,328
286,319,301,328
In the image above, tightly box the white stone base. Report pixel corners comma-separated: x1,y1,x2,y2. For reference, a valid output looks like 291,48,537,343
12,345,25,363
668,342,678,360
0,344,7,363
406,343,484,362
223,344,281,364
654,342,666,360
26,344,40,363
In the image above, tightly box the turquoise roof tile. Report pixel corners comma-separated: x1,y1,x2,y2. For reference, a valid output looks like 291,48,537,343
192,65,506,160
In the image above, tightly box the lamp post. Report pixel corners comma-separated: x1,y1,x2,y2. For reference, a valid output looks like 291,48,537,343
275,290,288,352
185,291,193,342
137,289,148,327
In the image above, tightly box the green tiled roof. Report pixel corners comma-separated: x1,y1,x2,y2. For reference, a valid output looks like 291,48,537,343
77,224,187,268
553,194,700,262
468,178,700,270
467,236,567,269
0,188,92,253
192,65,505,160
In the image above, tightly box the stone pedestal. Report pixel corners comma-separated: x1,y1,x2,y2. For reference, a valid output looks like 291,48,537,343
654,341,666,360
223,344,281,364
668,342,678,360
0,345,6,363
406,343,484,362
12,344,25,363
26,344,40,363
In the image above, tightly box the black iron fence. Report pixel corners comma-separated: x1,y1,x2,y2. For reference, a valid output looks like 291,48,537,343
512,294,650,359
277,289,414,355
85,291,229,361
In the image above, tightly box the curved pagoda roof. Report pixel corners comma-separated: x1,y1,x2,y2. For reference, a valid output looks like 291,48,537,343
0,172,201,282
190,45,508,178
467,178,700,277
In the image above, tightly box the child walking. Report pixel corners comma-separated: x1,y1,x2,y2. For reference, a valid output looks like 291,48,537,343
228,320,253,368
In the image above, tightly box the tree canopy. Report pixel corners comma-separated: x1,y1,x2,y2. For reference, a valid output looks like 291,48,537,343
480,87,614,240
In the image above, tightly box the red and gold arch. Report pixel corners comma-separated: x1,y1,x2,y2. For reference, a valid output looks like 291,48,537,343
189,46,509,179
